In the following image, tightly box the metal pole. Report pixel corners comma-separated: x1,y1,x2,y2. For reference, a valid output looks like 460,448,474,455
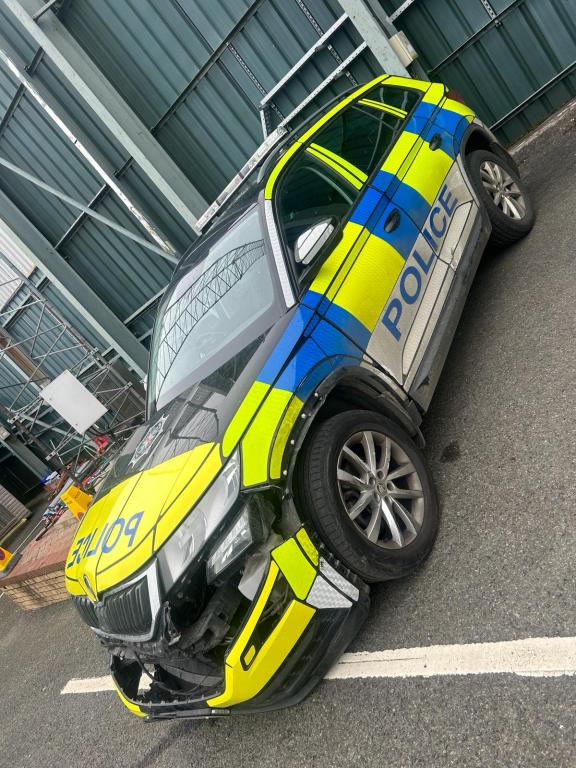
337,0,409,76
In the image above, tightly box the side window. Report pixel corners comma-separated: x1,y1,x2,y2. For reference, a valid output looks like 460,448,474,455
311,86,421,180
276,153,355,272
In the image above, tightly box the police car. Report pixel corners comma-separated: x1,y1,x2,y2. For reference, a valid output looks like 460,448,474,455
66,75,534,720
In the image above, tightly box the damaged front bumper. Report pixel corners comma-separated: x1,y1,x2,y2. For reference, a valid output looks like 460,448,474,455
110,528,369,720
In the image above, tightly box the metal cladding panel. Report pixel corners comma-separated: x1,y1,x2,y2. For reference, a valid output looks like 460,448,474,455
0,3,36,64
61,0,233,126
155,61,263,201
41,283,106,350
382,0,576,144
0,86,103,244
59,192,174,322
62,0,380,199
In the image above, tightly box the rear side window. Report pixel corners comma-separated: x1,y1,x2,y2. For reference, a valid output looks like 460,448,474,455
310,86,421,179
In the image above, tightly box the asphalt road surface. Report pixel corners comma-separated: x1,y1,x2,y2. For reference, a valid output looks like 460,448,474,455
1,112,575,768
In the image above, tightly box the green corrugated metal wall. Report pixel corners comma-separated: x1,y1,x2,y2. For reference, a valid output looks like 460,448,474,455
380,0,576,144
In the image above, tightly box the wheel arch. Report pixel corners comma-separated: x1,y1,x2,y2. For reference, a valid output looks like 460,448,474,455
284,365,424,490
461,123,519,175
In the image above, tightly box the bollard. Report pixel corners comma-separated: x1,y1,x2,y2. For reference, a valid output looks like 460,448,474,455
0,546,19,576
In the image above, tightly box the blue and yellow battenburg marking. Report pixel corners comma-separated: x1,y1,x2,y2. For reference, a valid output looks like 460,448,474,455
229,78,476,487
66,75,477,605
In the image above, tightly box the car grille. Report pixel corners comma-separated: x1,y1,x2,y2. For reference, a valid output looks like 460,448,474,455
73,577,153,637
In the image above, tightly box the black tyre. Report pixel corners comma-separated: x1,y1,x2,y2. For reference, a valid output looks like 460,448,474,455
466,149,535,248
296,410,439,583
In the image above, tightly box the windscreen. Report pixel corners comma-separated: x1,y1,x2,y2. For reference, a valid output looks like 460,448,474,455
148,205,280,411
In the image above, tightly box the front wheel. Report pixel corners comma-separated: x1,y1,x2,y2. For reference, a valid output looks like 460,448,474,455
296,410,439,583
467,149,535,248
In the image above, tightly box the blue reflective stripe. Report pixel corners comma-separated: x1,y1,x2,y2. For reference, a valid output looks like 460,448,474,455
422,124,457,160
303,291,371,353
372,171,431,229
370,200,420,259
351,186,420,258
257,305,315,386
257,293,367,396
274,337,326,395
433,106,466,136
322,302,371,351
404,100,437,136
350,186,389,229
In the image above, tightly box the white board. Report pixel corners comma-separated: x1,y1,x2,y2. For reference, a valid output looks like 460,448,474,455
40,370,108,434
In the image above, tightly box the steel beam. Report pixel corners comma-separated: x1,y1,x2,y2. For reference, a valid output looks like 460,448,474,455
0,189,149,376
0,34,178,258
0,0,208,230
0,155,177,262
0,433,48,475
337,0,409,76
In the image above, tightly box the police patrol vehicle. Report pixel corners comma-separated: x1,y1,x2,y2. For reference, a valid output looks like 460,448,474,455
65,75,534,720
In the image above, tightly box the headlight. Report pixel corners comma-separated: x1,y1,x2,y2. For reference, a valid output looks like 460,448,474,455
158,449,240,589
207,500,273,584
206,507,253,583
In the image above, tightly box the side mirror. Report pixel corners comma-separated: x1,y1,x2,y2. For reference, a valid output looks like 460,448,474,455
295,219,335,266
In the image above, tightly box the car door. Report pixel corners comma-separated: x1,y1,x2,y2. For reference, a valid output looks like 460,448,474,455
273,81,473,390
352,81,477,386
291,80,450,387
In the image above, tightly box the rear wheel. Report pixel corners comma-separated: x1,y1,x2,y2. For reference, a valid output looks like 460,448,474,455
466,149,535,248
296,410,439,582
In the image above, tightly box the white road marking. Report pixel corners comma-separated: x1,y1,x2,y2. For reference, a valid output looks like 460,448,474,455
62,676,118,694
61,636,576,695
326,636,576,680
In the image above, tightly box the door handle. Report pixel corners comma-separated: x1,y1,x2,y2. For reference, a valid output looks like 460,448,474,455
384,209,401,233
430,132,443,151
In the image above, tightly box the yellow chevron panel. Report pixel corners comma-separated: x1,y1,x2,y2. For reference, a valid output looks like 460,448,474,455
331,233,405,332
270,395,304,479
222,381,270,457
310,222,367,297
402,141,454,205
241,386,294,486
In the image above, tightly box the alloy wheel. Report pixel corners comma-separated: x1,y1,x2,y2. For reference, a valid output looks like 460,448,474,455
480,160,527,220
336,430,425,549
